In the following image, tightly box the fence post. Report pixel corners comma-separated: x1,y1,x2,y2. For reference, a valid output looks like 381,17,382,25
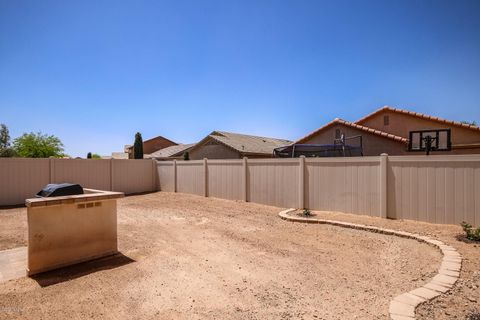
110,158,114,191
243,157,248,202
173,159,177,193
151,159,157,191
380,153,388,219
49,158,54,183
299,156,305,209
203,158,208,197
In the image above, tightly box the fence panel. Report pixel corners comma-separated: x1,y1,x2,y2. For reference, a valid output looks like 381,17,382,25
157,161,175,192
2,155,480,225
112,159,155,194
176,161,204,196
388,155,480,225
208,159,244,200
0,158,50,205
53,159,111,191
0,158,157,206
305,157,381,216
247,159,299,208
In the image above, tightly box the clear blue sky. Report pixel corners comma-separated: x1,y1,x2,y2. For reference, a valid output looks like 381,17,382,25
1,0,479,157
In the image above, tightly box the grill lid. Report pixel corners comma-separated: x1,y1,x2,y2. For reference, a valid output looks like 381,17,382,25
36,183,84,198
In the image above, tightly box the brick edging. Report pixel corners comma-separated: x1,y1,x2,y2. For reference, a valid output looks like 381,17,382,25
278,209,462,320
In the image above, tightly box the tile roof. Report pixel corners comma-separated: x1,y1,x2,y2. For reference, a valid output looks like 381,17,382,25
295,118,408,144
356,106,480,132
146,143,195,158
194,131,293,155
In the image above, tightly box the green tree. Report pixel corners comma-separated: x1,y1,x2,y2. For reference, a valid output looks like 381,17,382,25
87,152,92,159
0,124,15,157
13,132,64,158
133,132,143,159
183,151,190,161
92,153,101,159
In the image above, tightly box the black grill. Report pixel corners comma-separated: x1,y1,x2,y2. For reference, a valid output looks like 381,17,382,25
36,183,84,197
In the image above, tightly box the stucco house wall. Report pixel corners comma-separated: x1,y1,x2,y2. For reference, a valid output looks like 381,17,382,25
358,109,480,154
142,136,177,154
127,136,177,158
300,124,408,156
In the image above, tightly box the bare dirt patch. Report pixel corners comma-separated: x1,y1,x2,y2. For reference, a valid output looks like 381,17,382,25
307,211,480,319
0,207,26,251
0,192,443,319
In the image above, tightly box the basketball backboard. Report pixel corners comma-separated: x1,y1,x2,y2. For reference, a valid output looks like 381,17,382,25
408,129,451,154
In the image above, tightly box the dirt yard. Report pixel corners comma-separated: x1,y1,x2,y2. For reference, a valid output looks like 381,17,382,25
0,192,476,319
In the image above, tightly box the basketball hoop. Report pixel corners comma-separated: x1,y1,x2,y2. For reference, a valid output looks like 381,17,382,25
408,129,451,155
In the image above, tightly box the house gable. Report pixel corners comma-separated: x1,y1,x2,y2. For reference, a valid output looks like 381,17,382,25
356,106,480,146
142,136,178,154
297,120,407,156
189,137,241,160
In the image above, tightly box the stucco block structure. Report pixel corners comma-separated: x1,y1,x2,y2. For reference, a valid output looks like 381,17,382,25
25,189,124,275
297,106,480,156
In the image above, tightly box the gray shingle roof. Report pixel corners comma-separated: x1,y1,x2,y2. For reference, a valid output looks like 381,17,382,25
205,131,293,155
146,143,195,159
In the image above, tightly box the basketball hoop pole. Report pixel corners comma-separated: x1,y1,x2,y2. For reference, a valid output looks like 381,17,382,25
425,135,433,155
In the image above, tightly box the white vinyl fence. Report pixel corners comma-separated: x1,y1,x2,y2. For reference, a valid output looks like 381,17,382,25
157,155,480,225
0,158,157,206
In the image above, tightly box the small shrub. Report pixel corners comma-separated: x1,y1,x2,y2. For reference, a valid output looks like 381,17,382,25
461,221,480,242
183,151,190,161
302,209,312,217
87,152,92,159
466,311,480,320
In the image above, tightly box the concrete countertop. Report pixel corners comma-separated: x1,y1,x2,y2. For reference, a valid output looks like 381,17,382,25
25,188,124,207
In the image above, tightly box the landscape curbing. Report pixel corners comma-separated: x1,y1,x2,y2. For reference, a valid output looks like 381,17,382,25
278,208,462,320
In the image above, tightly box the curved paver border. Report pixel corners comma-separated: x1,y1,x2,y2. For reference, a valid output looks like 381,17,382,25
278,208,462,320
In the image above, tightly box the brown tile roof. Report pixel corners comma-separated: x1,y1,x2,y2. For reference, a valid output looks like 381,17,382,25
356,106,480,132
295,118,408,144
192,131,293,156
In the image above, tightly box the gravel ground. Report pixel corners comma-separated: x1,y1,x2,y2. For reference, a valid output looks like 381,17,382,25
0,192,463,319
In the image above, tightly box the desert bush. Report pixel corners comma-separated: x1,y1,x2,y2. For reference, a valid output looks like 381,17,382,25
302,209,312,217
461,222,480,242
466,311,480,320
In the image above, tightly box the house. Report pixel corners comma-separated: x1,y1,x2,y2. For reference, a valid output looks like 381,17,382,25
101,152,129,160
295,106,480,156
145,143,195,160
125,135,177,159
188,131,293,160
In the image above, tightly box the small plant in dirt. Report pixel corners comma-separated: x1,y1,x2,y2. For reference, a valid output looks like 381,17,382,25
302,209,312,217
466,311,480,320
461,221,480,242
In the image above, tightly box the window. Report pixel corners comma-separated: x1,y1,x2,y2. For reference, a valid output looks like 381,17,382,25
384,115,390,126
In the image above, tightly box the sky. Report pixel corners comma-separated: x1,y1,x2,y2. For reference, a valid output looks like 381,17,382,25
0,0,479,157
